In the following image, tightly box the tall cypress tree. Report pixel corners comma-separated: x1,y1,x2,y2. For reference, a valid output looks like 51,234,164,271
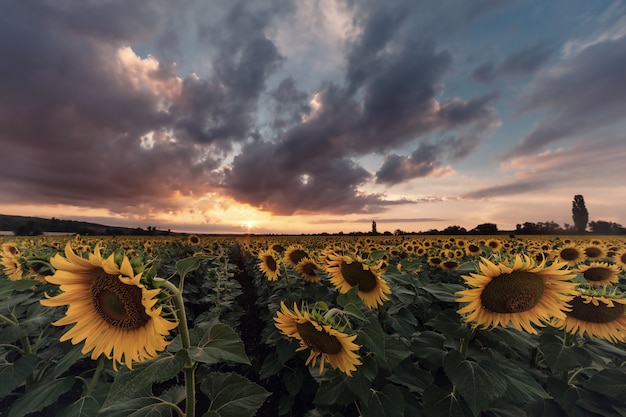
572,195,589,233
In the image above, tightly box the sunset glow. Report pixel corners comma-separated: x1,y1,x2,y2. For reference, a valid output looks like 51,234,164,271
0,1,624,234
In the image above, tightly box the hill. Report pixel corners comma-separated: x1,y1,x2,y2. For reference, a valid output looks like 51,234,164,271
0,214,175,236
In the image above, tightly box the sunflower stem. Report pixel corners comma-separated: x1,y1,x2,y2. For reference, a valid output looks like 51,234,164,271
154,277,196,417
567,366,598,386
20,336,32,355
85,356,105,397
0,313,18,325
459,327,475,358
282,262,291,293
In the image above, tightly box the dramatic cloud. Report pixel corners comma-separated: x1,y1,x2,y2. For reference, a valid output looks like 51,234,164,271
502,36,626,159
0,1,287,215
217,1,500,214
472,42,555,83
0,0,622,232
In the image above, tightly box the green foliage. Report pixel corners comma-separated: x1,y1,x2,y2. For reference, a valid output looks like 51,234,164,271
2,234,626,417
199,372,270,417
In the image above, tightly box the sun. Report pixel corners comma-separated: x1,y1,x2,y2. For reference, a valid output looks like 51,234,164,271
241,220,257,233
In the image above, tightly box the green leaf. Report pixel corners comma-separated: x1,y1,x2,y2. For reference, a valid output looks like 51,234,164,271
190,323,250,365
488,351,549,404
0,324,28,344
456,262,479,272
363,384,405,417
54,343,87,378
358,318,385,358
8,376,76,417
102,351,188,408
386,305,417,338
443,351,507,416
313,375,354,406
337,286,366,320
97,397,172,417
539,333,592,372
58,396,100,417
259,353,282,379
283,367,304,397
387,365,433,395
410,331,447,366
425,310,471,339
200,372,270,417
0,354,39,398
346,372,373,404
0,279,40,297
176,256,211,280
379,336,411,368
422,385,470,417
420,283,465,303
586,368,626,400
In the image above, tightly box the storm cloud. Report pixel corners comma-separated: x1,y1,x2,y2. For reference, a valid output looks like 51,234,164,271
4,0,621,229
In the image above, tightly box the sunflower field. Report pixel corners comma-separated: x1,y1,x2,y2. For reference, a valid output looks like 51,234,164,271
1,233,626,417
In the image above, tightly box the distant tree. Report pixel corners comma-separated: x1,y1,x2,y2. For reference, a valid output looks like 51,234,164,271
589,220,623,235
13,220,43,236
572,195,589,233
442,225,467,234
471,223,498,234
516,222,539,234
537,221,563,233
371,220,378,234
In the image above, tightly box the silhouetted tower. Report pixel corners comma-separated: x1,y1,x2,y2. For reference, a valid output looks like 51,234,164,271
372,220,377,234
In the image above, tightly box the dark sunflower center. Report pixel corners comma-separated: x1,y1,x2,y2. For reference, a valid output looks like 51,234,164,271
620,253,626,264
430,257,442,265
480,271,545,313
443,261,458,270
583,267,612,282
301,262,317,276
91,270,150,329
272,244,285,253
567,296,625,323
295,321,342,354
289,250,308,265
560,248,580,261
584,247,602,258
340,261,377,292
264,255,277,271
468,244,480,253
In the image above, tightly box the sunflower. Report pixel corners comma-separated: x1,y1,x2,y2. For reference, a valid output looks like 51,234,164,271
325,253,391,309
485,239,503,253
1,252,24,281
428,256,443,267
616,249,626,269
575,262,621,287
456,255,577,334
583,245,606,262
1,243,20,256
40,243,178,370
295,257,321,283
274,301,361,376
284,245,310,268
465,243,483,257
257,249,281,281
553,244,585,266
187,234,201,245
551,291,626,343
440,259,460,271
270,243,286,254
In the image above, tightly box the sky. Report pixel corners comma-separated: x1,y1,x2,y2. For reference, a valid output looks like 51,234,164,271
1,0,625,235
